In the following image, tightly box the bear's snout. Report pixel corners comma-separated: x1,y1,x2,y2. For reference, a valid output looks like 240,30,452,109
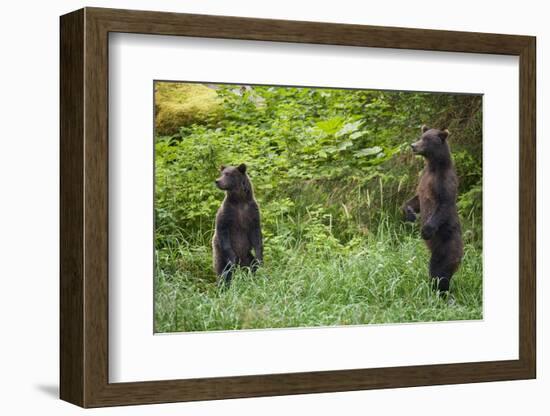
411,140,424,154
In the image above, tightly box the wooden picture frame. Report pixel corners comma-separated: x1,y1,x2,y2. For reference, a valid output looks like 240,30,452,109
60,7,536,408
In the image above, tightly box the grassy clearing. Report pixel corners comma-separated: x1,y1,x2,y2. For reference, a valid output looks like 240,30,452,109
153,83,483,333
154,223,482,333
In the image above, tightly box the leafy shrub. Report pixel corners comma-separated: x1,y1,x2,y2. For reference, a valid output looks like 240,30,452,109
154,82,483,331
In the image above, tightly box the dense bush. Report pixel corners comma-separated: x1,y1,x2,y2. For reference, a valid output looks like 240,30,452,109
154,83,483,332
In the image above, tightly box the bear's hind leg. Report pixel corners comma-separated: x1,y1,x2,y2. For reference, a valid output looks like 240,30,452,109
214,247,234,287
429,255,454,293
217,261,234,287
245,252,261,273
434,276,450,292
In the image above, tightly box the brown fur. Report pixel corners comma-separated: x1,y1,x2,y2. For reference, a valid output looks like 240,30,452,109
402,125,463,292
212,164,263,286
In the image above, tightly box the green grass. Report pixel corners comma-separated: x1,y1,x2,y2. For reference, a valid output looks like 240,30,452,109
154,222,483,333
153,83,483,333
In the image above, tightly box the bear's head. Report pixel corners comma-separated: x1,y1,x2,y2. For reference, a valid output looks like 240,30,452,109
411,125,450,160
215,164,252,198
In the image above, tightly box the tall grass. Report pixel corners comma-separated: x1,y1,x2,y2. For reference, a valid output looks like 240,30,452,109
153,84,483,333
154,219,482,333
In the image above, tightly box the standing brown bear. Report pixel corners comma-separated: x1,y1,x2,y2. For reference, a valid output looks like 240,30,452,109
402,125,463,292
212,164,263,286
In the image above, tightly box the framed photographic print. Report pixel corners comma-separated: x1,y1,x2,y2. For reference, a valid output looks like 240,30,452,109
60,7,536,408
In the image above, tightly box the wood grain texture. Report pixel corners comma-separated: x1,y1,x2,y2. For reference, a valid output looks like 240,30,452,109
83,10,110,406
88,7,532,54
59,7,537,408
59,8,84,407
518,38,536,376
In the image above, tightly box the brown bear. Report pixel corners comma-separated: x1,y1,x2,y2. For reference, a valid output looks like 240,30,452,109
212,164,263,286
402,125,463,292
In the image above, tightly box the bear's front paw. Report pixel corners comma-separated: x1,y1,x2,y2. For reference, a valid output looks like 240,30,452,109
421,223,436,240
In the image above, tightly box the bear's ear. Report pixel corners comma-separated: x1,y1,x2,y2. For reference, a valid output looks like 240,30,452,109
439,129,450,141
237,163,247,174
421,125,429,133
219,165,226,172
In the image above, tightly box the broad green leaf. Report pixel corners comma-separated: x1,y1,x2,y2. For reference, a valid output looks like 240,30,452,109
350,131,367,140
354,146,383,157
315,117,344,134
337,141,353,151
336,120,363,137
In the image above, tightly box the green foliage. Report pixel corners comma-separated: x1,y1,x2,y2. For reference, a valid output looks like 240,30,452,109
154,82,483,332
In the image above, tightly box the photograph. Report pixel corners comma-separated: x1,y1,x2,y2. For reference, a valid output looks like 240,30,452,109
153,81,483,333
